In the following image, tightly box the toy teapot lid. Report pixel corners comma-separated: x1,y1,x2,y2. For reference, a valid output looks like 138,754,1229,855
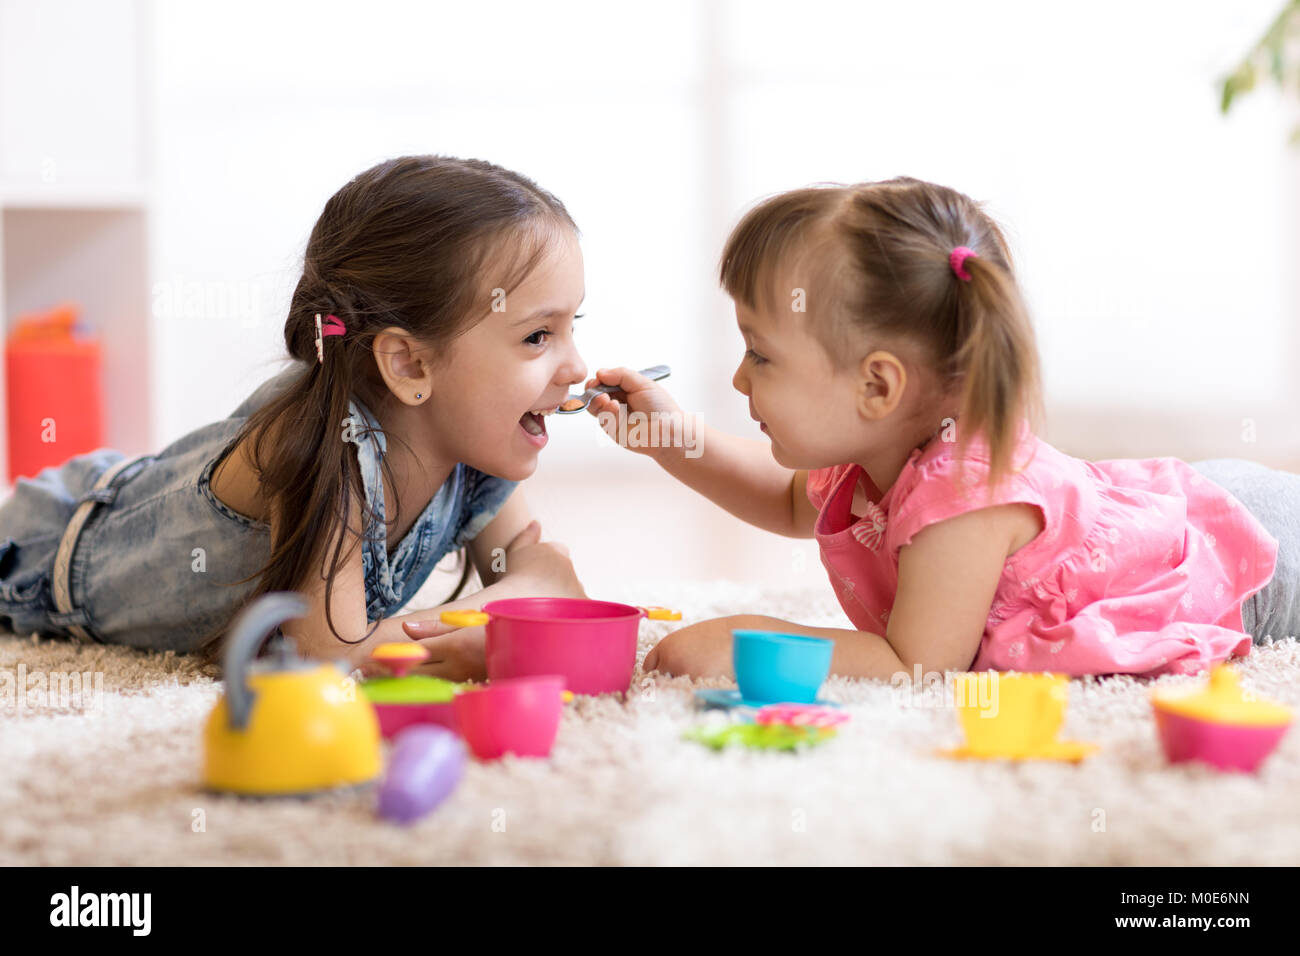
1152,663,1292,727
370,641,430,677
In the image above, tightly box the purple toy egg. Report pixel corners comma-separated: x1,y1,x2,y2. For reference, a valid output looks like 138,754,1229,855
377,725,467,824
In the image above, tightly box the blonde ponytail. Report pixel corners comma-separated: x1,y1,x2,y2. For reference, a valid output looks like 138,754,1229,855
948,250,1044,504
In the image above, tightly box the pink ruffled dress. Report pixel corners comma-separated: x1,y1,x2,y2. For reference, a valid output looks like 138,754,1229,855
806,420,1279,677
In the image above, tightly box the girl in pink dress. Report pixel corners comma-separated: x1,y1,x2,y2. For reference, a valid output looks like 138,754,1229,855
586,176,1296,682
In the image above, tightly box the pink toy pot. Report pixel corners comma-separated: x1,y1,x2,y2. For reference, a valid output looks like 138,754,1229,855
452,674,565,760
1153,710,1290,773
440,598,680,695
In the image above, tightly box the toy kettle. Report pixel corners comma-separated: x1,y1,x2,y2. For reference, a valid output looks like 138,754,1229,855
202,592,382,795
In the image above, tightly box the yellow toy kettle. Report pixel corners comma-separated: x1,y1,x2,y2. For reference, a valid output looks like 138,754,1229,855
202,592,382,795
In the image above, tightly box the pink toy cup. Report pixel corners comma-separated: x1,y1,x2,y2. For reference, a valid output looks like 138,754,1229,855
440,598,680,695
452,674,565,760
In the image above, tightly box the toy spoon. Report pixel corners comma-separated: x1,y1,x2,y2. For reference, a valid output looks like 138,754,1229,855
555,365,671,414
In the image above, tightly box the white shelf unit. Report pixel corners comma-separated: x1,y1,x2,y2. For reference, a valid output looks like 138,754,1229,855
0,0,154,498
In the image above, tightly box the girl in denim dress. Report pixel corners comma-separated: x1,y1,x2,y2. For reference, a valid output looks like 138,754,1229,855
0,156,589,679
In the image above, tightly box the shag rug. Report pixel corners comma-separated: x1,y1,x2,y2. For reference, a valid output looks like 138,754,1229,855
3,578,1300,866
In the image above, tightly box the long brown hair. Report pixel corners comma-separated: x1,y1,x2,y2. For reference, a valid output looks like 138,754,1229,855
196,156,577,667
719,176,1044,501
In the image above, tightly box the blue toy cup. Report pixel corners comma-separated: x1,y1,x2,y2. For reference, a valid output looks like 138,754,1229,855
732,630,833,704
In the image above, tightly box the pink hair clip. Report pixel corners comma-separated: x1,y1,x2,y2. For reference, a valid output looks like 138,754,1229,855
949,246,976,282
314,313,347,364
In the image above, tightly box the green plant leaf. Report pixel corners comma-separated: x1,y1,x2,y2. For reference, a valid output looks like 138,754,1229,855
1221,76,1237,114
1220,1,1300,128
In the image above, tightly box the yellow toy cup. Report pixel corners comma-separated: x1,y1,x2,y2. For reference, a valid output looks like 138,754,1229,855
955,672,1066,754
943,671,1095,761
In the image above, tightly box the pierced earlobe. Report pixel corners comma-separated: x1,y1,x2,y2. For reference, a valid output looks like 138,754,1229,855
415,393,422,400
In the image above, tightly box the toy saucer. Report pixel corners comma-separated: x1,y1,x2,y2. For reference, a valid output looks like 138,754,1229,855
934,740,1099,763
693,688,840,711
684,722,837,752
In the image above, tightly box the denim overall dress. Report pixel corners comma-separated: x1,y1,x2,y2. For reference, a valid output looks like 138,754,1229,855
0,361,517,651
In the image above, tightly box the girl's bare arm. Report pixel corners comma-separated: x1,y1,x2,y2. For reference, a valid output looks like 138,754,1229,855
649,422,818,538
585,366,817,538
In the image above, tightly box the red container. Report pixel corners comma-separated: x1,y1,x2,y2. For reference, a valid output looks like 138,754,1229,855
5,303,103,483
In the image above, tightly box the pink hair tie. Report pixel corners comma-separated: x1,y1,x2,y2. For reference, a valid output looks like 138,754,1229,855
314,313,347,364
949,246,976,282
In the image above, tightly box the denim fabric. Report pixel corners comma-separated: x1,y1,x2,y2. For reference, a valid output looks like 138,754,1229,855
1187,458,1300,644
0,362,517,651
346,385,518,621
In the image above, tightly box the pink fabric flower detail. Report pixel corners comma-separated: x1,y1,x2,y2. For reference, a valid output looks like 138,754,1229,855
851,501,888,551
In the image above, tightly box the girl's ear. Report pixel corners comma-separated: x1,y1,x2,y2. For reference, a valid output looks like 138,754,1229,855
373,327,436,403
856,349,907,422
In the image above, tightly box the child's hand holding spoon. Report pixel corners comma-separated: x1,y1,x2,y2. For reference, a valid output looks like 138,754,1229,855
555,365,672,415
577,365,694,456
578,365,682,418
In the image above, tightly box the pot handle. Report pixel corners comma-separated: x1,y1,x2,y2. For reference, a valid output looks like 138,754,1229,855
639,606,682,621
440,607,678,625
440,609,490,628
223,592,310,732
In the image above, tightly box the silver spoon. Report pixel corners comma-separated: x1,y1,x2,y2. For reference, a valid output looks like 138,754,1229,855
555,365,671,414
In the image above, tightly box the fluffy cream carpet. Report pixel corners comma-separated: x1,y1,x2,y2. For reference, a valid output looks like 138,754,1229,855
2,578,1299,866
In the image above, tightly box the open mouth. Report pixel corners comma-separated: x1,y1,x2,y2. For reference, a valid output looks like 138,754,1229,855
519,405,559,440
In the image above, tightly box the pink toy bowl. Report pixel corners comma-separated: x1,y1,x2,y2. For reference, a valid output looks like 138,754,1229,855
1154,710,1290,773
452,674,565,760
361,646,462,741
373,699,458,740
1151,664,1292,773
441,598,680,695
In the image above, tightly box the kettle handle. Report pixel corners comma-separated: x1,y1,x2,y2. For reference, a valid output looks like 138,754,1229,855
223,592,310,731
